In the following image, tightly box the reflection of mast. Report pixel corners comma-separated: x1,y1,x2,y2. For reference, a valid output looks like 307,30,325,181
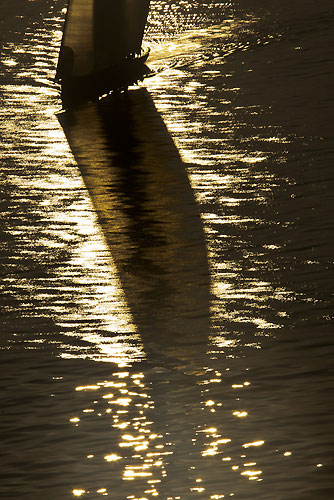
58,89,210,365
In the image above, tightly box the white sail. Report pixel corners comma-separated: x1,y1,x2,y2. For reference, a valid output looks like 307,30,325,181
56,0,150,81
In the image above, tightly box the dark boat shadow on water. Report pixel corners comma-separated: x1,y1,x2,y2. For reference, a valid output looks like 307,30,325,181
57,88,211,369
58,89,212,494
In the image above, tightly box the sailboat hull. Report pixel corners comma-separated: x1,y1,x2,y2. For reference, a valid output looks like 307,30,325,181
60,51,151,108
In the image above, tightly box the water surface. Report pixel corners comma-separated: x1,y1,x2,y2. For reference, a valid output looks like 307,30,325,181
1,1,333,499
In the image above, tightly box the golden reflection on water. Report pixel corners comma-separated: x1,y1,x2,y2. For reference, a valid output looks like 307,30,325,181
65,370,172,497
145,44,293,353
3,1,331,498
59,353,274,497
1,80,141,364
72,489,86,497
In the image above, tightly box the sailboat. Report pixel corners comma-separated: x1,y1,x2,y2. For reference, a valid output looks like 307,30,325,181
55,0,151,107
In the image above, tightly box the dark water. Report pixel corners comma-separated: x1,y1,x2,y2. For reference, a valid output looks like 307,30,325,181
1,1,333,499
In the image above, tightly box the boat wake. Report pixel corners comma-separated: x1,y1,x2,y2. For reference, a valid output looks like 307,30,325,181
146,21,280,75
